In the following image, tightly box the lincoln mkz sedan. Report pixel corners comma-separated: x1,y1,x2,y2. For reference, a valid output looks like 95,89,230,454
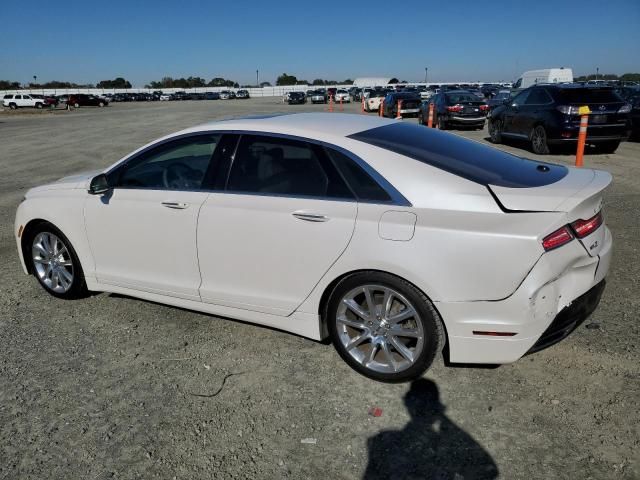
15,113,612,382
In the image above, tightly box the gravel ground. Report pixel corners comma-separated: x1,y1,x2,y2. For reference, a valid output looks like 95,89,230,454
0,99,638,480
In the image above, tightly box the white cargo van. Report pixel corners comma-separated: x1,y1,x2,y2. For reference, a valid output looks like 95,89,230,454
513,68,573,89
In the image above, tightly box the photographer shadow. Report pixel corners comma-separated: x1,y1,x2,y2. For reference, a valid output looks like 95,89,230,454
364,379,498,480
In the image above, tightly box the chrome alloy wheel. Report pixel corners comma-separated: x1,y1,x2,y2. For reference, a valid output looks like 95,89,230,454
32,232,74,293
336,285,425,374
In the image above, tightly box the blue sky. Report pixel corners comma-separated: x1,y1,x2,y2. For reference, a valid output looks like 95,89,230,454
1,0,638,86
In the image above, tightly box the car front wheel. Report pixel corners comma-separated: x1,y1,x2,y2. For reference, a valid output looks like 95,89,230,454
327,272,443,383
27,223,87,299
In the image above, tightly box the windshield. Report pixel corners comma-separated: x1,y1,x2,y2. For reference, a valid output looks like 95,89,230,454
348,122,567,188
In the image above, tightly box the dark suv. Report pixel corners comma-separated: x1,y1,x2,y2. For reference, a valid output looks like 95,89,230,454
488,84,631,154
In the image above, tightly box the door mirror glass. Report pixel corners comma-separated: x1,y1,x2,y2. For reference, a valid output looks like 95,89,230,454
89,173,110,195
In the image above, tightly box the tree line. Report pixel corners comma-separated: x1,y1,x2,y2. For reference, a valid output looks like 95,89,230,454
574,72,640,82
275,73,354,86
0,77,130,90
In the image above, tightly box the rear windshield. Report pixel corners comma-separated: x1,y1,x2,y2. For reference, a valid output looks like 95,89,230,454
557,88,623,104
446,93,483,103
348,123,568,188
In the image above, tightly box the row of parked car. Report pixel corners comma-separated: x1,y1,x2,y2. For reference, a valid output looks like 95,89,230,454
2,93,109,109
318,82,638,155
2,89,254,109
412,84,638,154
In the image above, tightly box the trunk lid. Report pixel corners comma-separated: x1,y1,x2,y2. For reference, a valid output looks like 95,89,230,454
489,169,612,257
488,168,611,213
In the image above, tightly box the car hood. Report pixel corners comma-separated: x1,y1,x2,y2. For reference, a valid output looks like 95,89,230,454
28,169,102,193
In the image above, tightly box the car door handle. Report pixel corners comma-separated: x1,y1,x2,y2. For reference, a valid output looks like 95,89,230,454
161,201,189,209
292,211,329,222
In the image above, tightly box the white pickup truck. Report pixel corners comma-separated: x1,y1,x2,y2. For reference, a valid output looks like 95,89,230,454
3,94,46,109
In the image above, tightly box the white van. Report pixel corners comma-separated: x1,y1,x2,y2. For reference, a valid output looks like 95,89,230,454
513,68,573,89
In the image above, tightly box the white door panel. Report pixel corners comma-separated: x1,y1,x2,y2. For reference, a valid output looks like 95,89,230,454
197,194,357,315
84,189,208,300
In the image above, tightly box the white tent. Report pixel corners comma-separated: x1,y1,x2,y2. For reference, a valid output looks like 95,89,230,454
353,77,395,87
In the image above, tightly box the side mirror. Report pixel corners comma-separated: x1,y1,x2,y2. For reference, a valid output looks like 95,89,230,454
88,173,111,195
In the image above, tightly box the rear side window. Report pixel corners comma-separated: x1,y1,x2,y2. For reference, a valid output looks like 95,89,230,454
3,95,12,99
525,89,553,105
557,88,623,104
325,148,391,203
348,123,568,188
227,135,354,199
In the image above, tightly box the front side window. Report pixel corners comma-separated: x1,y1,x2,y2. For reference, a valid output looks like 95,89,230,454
226,135,353,199
114,134,220,190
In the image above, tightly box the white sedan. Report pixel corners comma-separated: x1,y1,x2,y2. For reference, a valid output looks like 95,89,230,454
15,113,612,382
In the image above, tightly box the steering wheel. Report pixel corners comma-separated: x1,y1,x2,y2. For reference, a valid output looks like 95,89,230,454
162,163,200,189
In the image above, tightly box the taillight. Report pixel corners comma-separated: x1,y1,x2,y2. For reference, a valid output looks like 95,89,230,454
556,105,581,115
479,104,489,111
618,104,631,114
447,105,463,112
542,226,574,251
571,211,603,238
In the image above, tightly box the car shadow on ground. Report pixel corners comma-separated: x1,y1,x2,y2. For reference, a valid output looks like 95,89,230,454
363,379,498,480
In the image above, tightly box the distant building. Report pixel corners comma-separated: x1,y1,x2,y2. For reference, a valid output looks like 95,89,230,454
353,77,399,87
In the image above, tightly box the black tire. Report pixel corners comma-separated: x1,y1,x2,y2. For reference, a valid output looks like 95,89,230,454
594,141,620,154
531,125,550,155
74,102,80,108
98,102,105,107
418,112,424,125
36,103,43,109
24,222,88,300
326,271,444,383
437,115,447,130
9,103,17,110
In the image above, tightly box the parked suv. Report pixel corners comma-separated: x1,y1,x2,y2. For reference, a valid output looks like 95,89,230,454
3,94,46,109
489,84,631,154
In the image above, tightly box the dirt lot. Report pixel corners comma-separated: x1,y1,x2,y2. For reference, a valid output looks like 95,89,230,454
0,99,638,480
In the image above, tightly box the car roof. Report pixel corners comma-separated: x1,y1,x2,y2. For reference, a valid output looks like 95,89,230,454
186,113,398,139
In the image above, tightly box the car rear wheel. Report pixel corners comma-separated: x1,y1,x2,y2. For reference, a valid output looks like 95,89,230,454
531,125,550,155
9,103,17,110
327,272,443,383
98,102,105,107
594,141,620,154
489,119,503,143
74,102,80,108
27,223,87,299
36,103,43,109
437,115,447,130
418,112,424,125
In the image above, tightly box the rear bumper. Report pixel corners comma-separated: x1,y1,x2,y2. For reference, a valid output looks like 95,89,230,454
449,116,486,124
437,226,612,364
526,280,605,354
